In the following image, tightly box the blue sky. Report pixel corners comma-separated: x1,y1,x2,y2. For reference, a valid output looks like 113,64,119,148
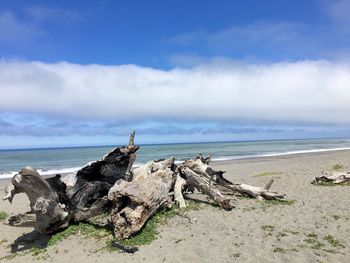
0,0,350,148
1,0,349,65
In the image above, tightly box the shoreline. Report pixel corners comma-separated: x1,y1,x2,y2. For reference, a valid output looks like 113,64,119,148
1,147,350,182
214,148,350,165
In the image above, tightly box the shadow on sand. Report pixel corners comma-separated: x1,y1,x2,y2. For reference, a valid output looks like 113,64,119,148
10,230,49,253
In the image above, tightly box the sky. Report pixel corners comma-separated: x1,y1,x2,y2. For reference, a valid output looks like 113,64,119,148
0,0,350,149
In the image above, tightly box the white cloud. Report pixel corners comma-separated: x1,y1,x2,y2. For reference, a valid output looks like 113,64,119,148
0,60,350,125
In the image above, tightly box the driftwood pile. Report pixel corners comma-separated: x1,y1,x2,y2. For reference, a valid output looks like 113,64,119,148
312,171,350,185
2,132,286,241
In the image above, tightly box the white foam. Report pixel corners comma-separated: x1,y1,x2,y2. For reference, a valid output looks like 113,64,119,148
0,166,82,180
37,167,82,176
211,147,350,162
255,147,350,157
0,171,17,179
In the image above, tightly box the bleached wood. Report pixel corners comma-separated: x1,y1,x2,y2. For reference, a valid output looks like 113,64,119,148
174,174,187,208
180,166,233,210
182,155,285,200
108,158,175,239
3,167,70,234
312,171,350,185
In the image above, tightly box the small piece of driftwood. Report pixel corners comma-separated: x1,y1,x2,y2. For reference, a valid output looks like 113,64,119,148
312,171,350,185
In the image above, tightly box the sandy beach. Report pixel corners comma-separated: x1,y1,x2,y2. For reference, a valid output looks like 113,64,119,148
0,150,349,262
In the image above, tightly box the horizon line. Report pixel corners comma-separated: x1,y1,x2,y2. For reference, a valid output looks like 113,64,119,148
0,135,349,151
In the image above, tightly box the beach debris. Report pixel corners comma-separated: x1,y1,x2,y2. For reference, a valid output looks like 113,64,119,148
2,166,70,233
108,158,175,239
179,164,234,210
312,171,350,185
110,240,139,253
178,156,285,203
2,132,139,234
174,174,187,209
2,131,286,243
189,217,198,224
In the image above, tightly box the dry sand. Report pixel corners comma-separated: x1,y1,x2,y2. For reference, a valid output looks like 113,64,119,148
0,150,350,262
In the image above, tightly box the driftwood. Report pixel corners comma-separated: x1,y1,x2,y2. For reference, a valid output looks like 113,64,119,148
174,174,187,209
3,167,70,233
108,158,175,239
2,132,287,242
67,138,139,222
179,156,285,201
312,171,350,185
110,240,139,253
3,132,139,234
179,166,233,210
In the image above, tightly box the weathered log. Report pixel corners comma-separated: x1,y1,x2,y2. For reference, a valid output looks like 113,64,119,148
7,213,38,228
180,156,285,201
2,132,139,234
216,176,285,200
196,153,211,165
312,171,350,185
108,158,175,239
131,157,175,182
3,167,70,234
179,166,233,210
64,133,139,222
174,174,187,209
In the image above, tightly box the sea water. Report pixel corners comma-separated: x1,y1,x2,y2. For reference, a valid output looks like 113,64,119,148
1,138,350,179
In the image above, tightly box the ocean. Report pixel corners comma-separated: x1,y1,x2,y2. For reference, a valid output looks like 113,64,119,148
1,138,350,179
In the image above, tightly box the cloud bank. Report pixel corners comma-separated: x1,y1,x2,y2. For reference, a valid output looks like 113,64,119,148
0,60,350,125
0,114,305,137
